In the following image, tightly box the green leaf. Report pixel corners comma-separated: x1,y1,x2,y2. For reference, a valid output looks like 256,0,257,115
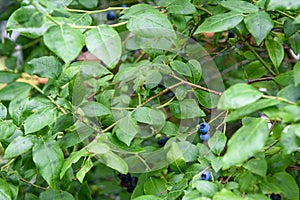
76,157,93,183
283,105,300,122
167,0,196,15
244,157,267,177
44,25,84,63
194,12,244,34
174,85,188,101
0,72,20,83
244,60,267,79
225,99,281,122
4,135,35,159
193,180,218,197
32,138,64,189
289,32,300,54
0,103,7,120
213,189,243,200
168,178,188,200
127,8,176,39
170,99,206,119
284,18,300,37
133,107,165,126
39,189,74,200
208,131,227,155
0,178,13,200
60,149,88,179
265,38,284,68
187,59,202,84
278,84,300,103
211,157,223,172
0,82,31,101
85,25,122,69
6,6,49,38
268,0,300,10
167,142,185,163
222,118,269,169
218,83,263,110
78,0,98,9
194,89,219,109
220,1,259,13
116,113,139,146
144,177,167,196
24,107,56,134
281,124,300,154
0,120,17,141
96,151,128,174
294,61,300,86
145,70,162,89
170,61,192,77
133,195,163,200
9,97,28,125
244,11,274,45
270,172,299,200
28,56,62,78
86,139,110,155
79,102,111,117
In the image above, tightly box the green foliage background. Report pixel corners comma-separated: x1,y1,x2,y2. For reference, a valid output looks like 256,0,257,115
0,0,300,199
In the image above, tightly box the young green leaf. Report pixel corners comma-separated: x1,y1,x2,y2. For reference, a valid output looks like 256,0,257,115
294,61,300,86
218,83,263,110
170,61,192,77
0,178,13,200
44,25,84,63
76,157,93,183
0,103,7,120
85,25,122,69
222,118,269,169
32,138,64,189
194,12,244,34
265,38,284,68
244,11,274,45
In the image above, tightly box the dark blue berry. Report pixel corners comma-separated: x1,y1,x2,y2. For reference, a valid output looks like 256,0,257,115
270,193,281,200
107,11,116,20
228,30,235,38
130,176,138,187
158,136,168,146
198,122,210,134
200,171,211,181
200,133,210,141
127,185,134,193
82,45,88,52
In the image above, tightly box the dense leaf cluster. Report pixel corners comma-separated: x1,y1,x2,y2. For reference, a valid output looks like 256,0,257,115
0,0,300,199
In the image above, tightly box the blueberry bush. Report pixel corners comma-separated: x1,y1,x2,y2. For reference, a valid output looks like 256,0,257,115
1,0,300,199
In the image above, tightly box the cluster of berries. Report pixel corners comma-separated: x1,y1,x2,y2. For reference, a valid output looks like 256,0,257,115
198,122,210,141
118,173,138,193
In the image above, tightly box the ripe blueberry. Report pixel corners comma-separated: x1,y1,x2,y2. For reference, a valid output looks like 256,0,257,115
228,30,235,38
200,133,210,141
82,45,88,52
270,193,281,200
200,171,211,181
158,135,168,146
198,122,210,134
107,11,116,20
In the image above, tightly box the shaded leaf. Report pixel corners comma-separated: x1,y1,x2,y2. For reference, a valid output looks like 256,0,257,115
265,38,284,68
33,138,64,189
170,99,206,119
0,82,31,101
222,118,269,169
133,107,165,126
4,135,35,159
220,1,259,13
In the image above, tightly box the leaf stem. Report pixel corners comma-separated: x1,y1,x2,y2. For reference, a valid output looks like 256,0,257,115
194,5,213,16
19,177,48,190
171,75,223,96
262,94,296,105
276,10,295,20
246,42,277,76
64,6,128,14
